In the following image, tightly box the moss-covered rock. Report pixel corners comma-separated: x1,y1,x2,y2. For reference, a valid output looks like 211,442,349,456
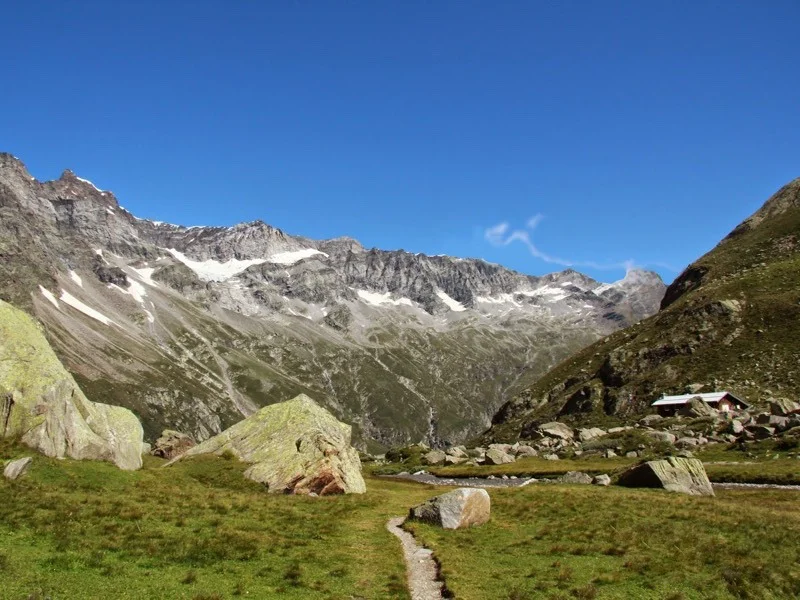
173,394,365,494
0,300,143,470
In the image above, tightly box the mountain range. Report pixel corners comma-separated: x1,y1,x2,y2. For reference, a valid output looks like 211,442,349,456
0,152,665,448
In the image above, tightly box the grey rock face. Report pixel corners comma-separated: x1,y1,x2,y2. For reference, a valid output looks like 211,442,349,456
560,471,593,484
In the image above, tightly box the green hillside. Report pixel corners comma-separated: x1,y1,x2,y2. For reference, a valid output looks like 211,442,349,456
486,178,800,441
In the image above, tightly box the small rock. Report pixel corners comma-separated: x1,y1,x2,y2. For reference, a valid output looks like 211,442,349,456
640,415,663,426
539,422,574,440
592,474,611,486
625,451,639,458
514,445,538,458
578,427,607,442
543,453,560,461
643,430,677,444
151,430,195,460
604,449,617,458
561,471,592,484
485,447,515,465
409,488,491,529
3,457,33,480
423,450,447,466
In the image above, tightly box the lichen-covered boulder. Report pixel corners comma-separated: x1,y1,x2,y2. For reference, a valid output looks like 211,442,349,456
484,447,515,465
0,300,143,470
409,488,490,529
617,457,714,496
422,449,447,466
173,394,365,495
561,471,593,484
151,429,195,459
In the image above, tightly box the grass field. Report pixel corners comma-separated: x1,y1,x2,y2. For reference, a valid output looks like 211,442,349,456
2,441,799,599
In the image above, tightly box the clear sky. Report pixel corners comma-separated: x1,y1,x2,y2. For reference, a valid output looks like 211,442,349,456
2,2,799,283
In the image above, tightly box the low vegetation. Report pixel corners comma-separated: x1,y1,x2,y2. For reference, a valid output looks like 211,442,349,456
2,440,799,599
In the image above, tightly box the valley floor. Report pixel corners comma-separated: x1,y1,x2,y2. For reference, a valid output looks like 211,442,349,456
1,443,798,599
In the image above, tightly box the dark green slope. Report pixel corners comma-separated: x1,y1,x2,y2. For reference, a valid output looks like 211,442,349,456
486,178,800,441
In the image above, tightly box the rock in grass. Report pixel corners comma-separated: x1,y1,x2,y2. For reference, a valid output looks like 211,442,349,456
422,449,447,466
561,471,592,484
592,474,611,486
3,456,32,480
173,394,365,495
409,488,490,529
0,300,143,470
484,447,515,465
617,457,714,496
151,430,195,460
539,422,574,440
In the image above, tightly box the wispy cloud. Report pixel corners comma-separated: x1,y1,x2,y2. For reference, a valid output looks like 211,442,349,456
484,214,671,272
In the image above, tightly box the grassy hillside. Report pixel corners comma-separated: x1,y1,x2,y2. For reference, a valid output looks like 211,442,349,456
486,178,800,441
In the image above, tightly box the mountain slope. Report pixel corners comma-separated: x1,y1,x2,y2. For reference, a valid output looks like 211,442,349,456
0,153,665,447
486,178,800,441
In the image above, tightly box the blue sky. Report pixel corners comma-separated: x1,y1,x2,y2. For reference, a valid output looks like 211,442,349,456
2,2,799,283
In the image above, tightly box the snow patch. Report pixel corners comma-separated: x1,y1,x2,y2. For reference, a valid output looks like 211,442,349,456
69,270,83,287
166,248,267,282
39,286,59,308
475,293,520,306
106,207,115,215
131,267,159,287
436,291,466,312
75,176,103,192
267,248,327,265
356,289,415,307
517,286,568,302
60,291,115,326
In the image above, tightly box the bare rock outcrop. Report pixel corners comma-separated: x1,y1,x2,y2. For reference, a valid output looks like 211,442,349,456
409,488,491,529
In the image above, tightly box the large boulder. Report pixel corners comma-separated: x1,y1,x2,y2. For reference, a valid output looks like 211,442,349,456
484,447,515,465
151,430,195,460
0,300,143,470
539,422,574,440
423,449,447,466
409,488,490,529
3,456,33,480
643,430,677,444
172,394,365,495
617,457,714,496
680,396,718,418
769,398,800,416
560,471,593,484
578,427,606,442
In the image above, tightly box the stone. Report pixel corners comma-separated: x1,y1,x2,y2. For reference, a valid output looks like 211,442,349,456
423,449,447,466
514,445,538,458
617,457,714,496
643,430,677,444
676,437,701,448
447,446,468,459
639,415,663,426
680,396,718,418
3,456,32,480
172,394,365,495
676,450,695,458
0,301,143,470
593,474,611,486
539,422,574,440
729,420,745,435
608,426,633,434
578,427,607,442
768,416,790,431
484,447,515,465
543,453,559,461
408,488,490,529
141,442,152,455
769,398,800,416
151,430,195,460
488,443,513,453
561,471,592,484
625,451,639,458
746,425,776,440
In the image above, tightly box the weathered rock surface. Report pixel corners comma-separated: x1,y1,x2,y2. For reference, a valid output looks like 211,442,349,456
680,396,719,418
578,427,606,442
643,430,677,444
151,430,195,459
409,488,491,529
174,394,365,495
539,422,574,440
423,449,447,466
0,300,143,470
560,471,593,484
617,457,714,496
3,457,33,480
770,398,800,416
592,474,611,486
484,447,515,465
